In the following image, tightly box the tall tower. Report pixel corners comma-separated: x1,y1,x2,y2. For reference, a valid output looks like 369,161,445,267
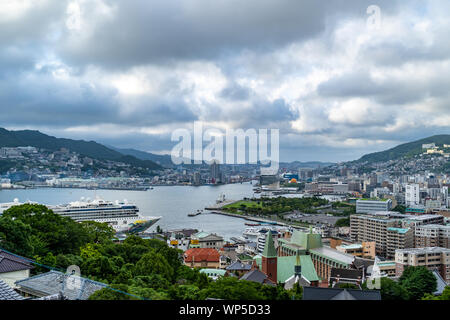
261,231,277,283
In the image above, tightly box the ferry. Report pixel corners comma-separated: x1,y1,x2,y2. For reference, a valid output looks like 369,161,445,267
48,197,161,234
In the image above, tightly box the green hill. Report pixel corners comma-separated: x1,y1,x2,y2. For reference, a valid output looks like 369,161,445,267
355,134,450,163
0,128,162,170
107,145,175,167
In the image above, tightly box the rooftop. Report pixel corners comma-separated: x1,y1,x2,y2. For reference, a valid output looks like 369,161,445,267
15,270,107,300
302,287,381,300
0,279,24,300
0,250,34,274
310,246,355,265
184,248,221,262
396,247,450,254
338,244,362,250
387,227,410,234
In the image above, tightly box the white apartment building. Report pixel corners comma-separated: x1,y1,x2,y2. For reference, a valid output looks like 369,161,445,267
405,184,420,206
356,199,392,214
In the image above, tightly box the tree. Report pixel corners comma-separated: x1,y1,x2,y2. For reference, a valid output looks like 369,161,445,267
422,286,450,300
335,217,350,227
286,282,303,300
399,266,437,300
379,277,409,300
80,221,115,244
134,250,174,281
89,284,138,300
0,217,34,256
392,205,406,214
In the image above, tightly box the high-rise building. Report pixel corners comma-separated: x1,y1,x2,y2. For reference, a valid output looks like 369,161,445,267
405,184,420,206
210,160,220,183
350,212,443,258
193,172,201,185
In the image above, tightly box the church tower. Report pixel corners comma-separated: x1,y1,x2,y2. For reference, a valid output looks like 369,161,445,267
261,231,277,283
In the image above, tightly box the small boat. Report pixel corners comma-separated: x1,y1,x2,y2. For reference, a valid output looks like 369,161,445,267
188,209,203,217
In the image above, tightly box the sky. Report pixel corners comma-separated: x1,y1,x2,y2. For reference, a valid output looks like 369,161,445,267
1,0,449,162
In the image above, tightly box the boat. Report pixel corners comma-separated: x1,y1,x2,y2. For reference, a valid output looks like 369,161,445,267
48,197,161,233
259,221,278,225
245,223,261,226
216,193,225,204
242,227,261,241
188,209,203,217
0,198,37,215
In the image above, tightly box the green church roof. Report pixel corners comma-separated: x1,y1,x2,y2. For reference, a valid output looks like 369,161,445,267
252,255,319,283
262,231,277,258
289,230,323,250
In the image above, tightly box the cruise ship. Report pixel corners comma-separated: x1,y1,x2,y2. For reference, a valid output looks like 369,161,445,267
48,198,161,234
0,198,23,214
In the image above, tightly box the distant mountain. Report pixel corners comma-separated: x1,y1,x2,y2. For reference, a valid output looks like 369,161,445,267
0,128,162,170
107,146,174,167
355,134,450,163
281,161,335,168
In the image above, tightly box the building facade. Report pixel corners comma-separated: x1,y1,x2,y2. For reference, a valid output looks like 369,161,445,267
395,247,450,284
356,199,392,214
415,225,450,249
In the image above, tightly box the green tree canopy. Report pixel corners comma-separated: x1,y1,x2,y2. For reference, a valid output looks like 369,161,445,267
399,266,437,300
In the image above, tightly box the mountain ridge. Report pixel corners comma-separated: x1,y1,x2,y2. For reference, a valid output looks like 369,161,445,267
354,134,450,163
0,128,162,170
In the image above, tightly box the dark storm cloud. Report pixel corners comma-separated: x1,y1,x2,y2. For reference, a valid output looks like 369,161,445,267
58,0,400,70
0,69,197,128
1,0,449,162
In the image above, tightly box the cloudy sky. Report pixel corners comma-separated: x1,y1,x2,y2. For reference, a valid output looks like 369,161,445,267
1,0,449,162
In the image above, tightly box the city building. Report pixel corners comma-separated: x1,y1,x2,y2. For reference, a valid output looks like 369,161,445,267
184,248,221,269
210,160,221,184
405,184,420,206
15,270,108,300
395,247,450,284
329,268,363,288
0,250,34,288
278,230,355,282
225,261,252,277
199,269,226,281
415,225,450,249
356,199,392,214
253,232,320,286
335,242,376,259
190,232,224,250
386,227,414,258
350,212,443,258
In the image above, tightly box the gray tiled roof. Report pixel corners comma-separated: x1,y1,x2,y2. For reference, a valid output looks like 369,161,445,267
239,269,276,286
303,287,381,300
15,270,108,300
226,261,252,271
432,270,447,296
0,279,24,300
0,250,34,274
330,268,363,281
